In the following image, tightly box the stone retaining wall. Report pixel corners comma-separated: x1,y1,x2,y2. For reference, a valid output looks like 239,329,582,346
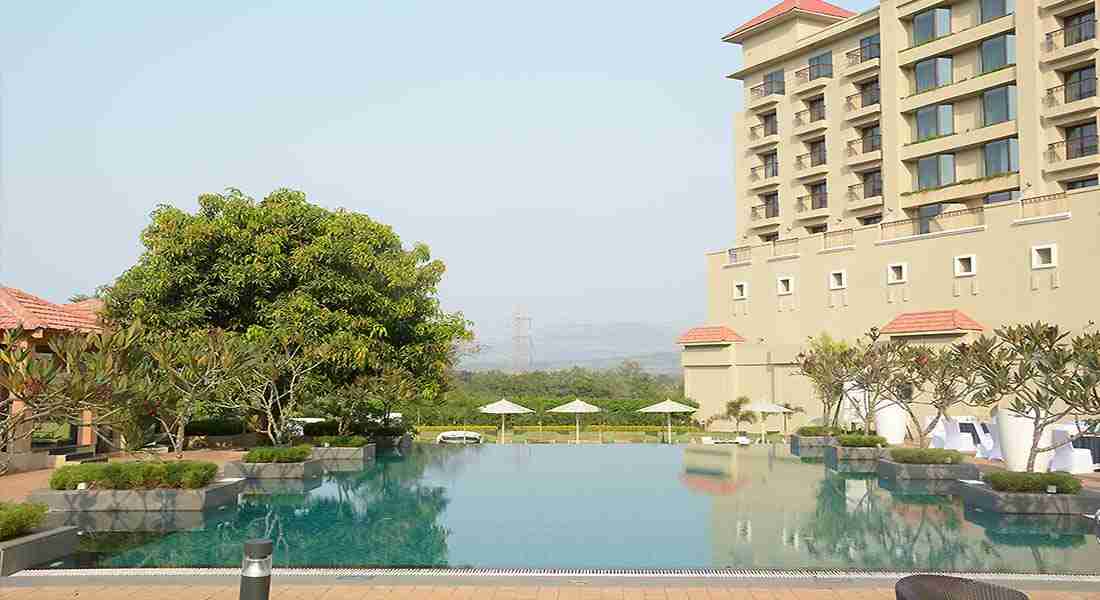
0,526,78,576
223,459,323,479
958,481,1100,515
27,479,245,512
876,458,979,481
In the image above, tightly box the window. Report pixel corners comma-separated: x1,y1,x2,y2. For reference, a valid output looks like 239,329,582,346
762,151,779,177
1063,11,1096,47
918,203,944,234
887,263,909,285
777,276,794,296
1065,66,1097,103
985,189,1021,204
859,79,880,107
859,214,883,225
1066,176,1099,190
1031,244,1057,269
760,232,779,243
1066,122,1098,159
829,270,847,290
984,137,1020,176
863,170,883,197
980,35,1015,73
982,86,1017,126
807,181,827,209
916,104,953,140
807,223,828,235
913,8,951,45
981,0,1014,23
808,97,826,122
763,70,785,95
762,112,778,136
954,255,977,277
860,34,881,61
761,192,779,218
733,282,748,300
917,154,955,190
808,139,827,166
915,57,953,93
861,124,882,152
808,51,833,80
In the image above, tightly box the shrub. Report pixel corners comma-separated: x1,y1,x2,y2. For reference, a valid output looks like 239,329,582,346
837,434,887,447
302,421,340,437
312,436,370,448
48,461,218,490
986,471,1082,494
796,426,841,437
890,448,965,465
243,445,312,463
0,502,48,541
185,419,245,437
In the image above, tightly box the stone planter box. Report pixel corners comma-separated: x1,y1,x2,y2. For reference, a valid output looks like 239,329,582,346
27,478,245,512
877,458,979,481
223,459,323,479
790,435,835,458
824,445,884,473
878,477,959,497
958,480,1100,515
42,509,234,533
374,434,412,450
316,459,368,473
0,526,79,576
311,444,375,461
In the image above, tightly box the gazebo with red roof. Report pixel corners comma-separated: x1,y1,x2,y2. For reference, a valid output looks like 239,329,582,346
880,309,985,337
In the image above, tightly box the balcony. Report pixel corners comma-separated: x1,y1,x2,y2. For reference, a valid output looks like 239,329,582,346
726,245,752,265
1019,192,1070,221
899,172,1020,210
844,45,880,78
768,238,800,259
793,105,828,136
794,149,828,179
748,163,781,190
847,134,882,167
1042,20,1097,65
1045,135,1100,173
749,203,781,229
880,207,986,242
1043,78,1099,124
822,228,855,251
747,123,780,149
845,89,881,123
848,182,884,210
900,66,1017,114
899,15,1016,68
795,192,829,221
747,80,785,109
792,64,833,95
899,120,1017,162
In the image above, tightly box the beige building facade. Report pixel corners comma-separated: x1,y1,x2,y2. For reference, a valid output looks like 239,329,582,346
683,0,1099,428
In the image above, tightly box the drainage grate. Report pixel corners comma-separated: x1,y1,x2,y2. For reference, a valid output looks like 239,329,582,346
12,568,1100,582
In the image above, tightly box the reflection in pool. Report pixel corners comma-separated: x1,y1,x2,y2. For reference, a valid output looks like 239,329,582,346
46,444,1100,572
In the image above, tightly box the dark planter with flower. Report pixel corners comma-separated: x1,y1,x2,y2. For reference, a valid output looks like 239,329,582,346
958,472,1100,515
824,434,887,473
877,448,979,481
790,426,839,458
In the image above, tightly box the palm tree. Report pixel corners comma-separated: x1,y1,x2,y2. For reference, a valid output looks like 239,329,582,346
780,402,805,436
720,396,757,434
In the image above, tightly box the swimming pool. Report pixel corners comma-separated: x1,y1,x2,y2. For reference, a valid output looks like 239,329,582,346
43,444,1100,573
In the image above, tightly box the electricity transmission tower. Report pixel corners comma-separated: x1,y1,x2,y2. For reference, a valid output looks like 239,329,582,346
511,307,533,373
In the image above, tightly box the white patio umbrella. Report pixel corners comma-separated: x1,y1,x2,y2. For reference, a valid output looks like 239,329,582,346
479,399,534,443
743,401,792,443
638,399,697,444
549,399,602,444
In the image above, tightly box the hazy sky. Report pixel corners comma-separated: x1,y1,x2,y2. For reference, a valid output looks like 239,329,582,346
0,0,875,342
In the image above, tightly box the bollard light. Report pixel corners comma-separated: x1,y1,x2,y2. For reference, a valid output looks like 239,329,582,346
239,538,273,600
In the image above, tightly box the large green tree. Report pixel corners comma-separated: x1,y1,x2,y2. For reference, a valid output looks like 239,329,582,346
103,188,471,402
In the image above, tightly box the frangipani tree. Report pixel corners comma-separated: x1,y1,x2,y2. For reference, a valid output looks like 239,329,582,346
795,333,855,427
840,329,914,435
890,343,984,448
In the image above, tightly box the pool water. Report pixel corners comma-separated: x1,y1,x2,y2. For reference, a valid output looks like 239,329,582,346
48,444,1100,573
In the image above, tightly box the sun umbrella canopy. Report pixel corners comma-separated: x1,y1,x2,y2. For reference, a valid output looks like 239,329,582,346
742,402,792,414
478,399,535,415
549,399,602,414
638,399,696,414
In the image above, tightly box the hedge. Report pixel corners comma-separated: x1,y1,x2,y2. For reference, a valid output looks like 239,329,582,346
890,448,965,465
185,419,245,436
0,502,48,541
986,471,1082,494
312,436,370,448
243,445,312,463
49,461,219,490
796,426,841,437
837,434,887,447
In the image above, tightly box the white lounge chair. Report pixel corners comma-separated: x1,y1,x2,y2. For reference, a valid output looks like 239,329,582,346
941,419,978,453
1048,427,1098,474
734,435,752,446
701,436,714,445
976,420,1003,461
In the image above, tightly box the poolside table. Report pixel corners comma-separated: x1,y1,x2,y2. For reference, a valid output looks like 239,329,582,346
1073,434,1100,464
895,574,1028,600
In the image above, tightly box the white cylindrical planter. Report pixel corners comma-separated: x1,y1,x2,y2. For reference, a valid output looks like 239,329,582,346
997,408,1053,472
874,402,908,445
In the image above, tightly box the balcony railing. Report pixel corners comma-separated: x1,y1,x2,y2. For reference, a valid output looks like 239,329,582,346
1020,192,1069,219
1044,19,1096,52
751,162,780,180
1045,78,1098,106
796,148,827,169
751,204,780,220
848,181,883,200
1047,135,1100,161
794,104,827,126
771,238,799,257
848,134,882,155
750,80,786,99
823,228,854,249
727,246,752,264
794,63,834,84
880,207,985,240
749,122,779,139
846,44,881,66
846,88,880,110
797,192,828,211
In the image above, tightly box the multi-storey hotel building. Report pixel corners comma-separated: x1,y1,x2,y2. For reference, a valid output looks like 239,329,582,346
681,0,1099,428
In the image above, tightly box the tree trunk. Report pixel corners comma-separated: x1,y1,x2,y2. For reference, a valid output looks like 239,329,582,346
175,420,187,460
1026,414,1043,472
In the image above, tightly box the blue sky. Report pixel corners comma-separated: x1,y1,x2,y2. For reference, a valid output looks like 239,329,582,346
0,0,875,345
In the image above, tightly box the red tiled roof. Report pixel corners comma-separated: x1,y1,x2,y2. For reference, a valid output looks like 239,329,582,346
880,310,984,335
0,287,102,333
723,0,856,41
678,325,745,345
